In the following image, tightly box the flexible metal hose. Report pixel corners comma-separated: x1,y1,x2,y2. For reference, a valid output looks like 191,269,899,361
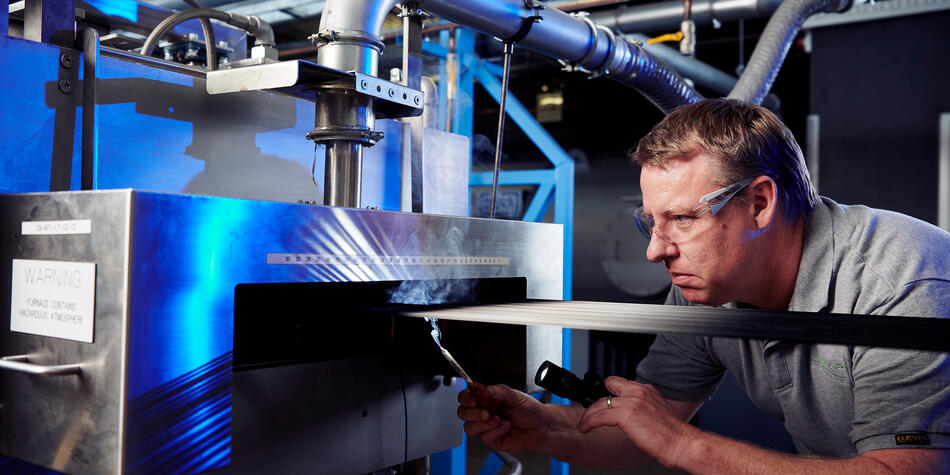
608,37,704,113
141,8,275,60
728,0,851,104
181,0,217,71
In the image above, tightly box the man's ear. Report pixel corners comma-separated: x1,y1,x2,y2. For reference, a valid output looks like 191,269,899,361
748,176,778,230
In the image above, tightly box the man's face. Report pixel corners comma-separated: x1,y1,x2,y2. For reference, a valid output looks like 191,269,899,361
639,153,754,306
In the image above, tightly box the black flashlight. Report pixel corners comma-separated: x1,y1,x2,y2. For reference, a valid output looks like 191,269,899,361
534,360,613,407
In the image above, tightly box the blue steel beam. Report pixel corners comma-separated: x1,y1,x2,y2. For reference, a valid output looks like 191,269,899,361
465,56,573,168
523,182,555,222
454,29,475,139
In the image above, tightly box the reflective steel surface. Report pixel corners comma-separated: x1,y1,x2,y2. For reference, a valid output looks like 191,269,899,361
1,190,564,474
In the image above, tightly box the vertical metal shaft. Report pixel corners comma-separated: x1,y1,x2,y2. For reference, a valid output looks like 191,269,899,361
401,6,425,213
81,28,99,191
489,42,514,219
323,141,362,208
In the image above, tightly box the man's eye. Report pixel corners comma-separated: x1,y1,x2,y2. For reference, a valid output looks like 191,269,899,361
673,215,695,225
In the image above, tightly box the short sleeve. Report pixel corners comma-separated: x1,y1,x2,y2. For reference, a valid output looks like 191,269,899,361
850,279,950,452
635,287,726,402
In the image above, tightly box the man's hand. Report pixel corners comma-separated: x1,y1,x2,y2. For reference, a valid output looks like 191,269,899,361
576,376,700,469
457,384,550,453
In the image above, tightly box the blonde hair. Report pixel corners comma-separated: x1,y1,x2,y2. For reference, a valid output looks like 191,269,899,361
633,98,819,221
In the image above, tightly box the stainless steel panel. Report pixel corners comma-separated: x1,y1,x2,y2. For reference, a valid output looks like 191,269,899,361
1,190,564,474
1,190,132,475
422,127,469,216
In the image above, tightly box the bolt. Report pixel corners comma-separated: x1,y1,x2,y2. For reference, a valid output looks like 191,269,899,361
360,79,368,90
388,88,395,97
58,79,72,94
413,95,421,105
59,54,72,69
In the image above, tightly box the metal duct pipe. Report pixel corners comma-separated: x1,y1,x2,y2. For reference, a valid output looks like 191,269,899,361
316,0,701,111
625,32,781,113
728,0,851,104
589,0,783,34
315,0,700,206
415,0,700,112
313,0,394,208
627,32,737,95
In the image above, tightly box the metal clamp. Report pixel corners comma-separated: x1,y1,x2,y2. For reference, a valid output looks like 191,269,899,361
306,125,385,145
588,25,617,79
506,0,544,43
310,28,385,54
559,12,599,73
621,36,645,80
0,355,82,377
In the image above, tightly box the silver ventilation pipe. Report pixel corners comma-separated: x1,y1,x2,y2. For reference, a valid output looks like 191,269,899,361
728,0,852,104
414,0,701,112
627,32,737,95
312,0,395,208
589,0,783,34
314,0,701,207
626,32,781,112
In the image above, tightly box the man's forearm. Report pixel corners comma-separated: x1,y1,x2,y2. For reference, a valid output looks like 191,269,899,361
540,403,651,467
676,429,945,474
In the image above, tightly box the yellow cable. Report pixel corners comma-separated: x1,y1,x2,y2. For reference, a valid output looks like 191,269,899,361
647,31,684,45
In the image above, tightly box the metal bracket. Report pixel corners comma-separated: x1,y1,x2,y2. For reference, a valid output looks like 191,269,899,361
354,72,424,117
507,0,544,43
206,60,424,119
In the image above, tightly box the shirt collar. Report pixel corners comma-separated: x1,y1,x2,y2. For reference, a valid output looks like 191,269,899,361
787,197,835,313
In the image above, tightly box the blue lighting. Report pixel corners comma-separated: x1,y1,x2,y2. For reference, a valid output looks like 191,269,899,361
126,352,232,473
83,0,138,24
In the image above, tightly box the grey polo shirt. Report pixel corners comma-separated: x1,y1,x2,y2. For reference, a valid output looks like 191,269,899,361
636,197,950,457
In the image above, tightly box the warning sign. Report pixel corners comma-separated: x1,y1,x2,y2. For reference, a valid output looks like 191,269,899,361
10,259,96,343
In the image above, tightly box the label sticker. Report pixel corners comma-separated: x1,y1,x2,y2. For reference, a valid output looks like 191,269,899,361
10,259,97,343
895,432,931,446
22,219,92,235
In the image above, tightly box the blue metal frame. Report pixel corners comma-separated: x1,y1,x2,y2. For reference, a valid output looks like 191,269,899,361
423,28,575,475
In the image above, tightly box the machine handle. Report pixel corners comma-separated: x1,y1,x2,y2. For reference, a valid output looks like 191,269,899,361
0,355,82,376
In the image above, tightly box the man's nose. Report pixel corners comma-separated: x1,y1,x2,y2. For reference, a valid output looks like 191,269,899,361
645,231,677,263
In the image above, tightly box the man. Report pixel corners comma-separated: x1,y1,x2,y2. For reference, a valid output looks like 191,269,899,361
457,98,950,472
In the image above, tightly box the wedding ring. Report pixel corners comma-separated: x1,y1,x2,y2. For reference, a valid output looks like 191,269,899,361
606,395,613,409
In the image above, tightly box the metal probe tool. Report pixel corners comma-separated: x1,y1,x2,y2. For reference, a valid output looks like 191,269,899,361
426,318,499,411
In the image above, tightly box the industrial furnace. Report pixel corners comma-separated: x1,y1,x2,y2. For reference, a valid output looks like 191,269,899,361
0,189,562,475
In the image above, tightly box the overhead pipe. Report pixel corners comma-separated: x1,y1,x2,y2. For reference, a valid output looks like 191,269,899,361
589,0,784,34
314,0,702,110
727,0,852,104
313,0,851,207
311,0,392,207
413,0,701,112
625,32,781,112
313,0,701,208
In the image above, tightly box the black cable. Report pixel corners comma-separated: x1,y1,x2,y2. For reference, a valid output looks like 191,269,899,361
318,142,320,188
